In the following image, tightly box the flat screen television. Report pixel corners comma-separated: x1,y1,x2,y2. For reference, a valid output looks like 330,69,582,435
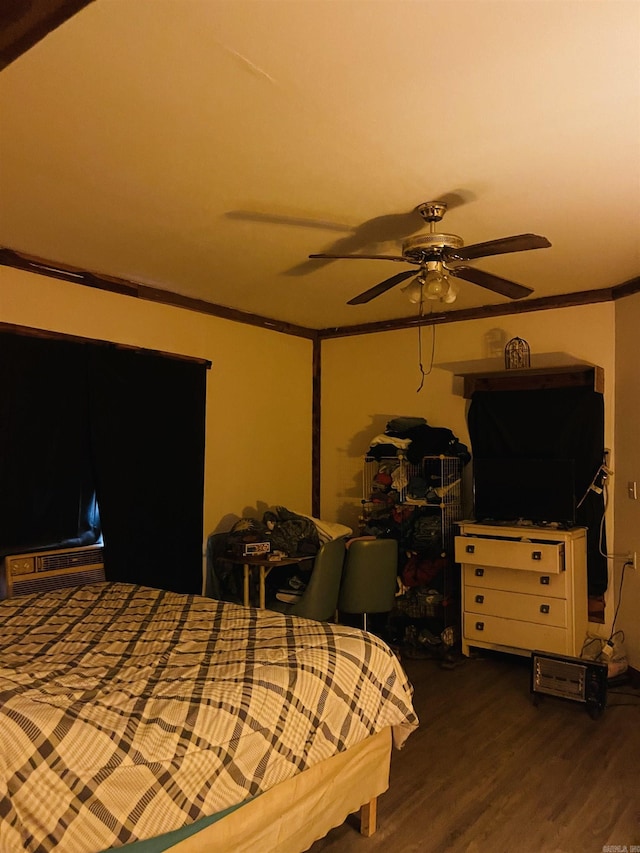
473,457,576,527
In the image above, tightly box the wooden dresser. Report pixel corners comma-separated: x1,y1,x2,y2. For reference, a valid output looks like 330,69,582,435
455,522,588,658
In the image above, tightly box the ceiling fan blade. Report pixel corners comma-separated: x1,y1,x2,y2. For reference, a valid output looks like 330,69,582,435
310,252,411,263
445,234,551,262
450,266,533,300
347,269,418,305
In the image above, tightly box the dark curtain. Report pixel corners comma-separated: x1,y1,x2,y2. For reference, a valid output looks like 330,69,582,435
0,332,207,594
87,346,206,593
467,387,607,595
0,332,99,556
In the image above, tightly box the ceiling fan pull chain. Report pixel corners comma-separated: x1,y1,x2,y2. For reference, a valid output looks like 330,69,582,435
416,302,436,393
416,299,426,392
416,299,436,394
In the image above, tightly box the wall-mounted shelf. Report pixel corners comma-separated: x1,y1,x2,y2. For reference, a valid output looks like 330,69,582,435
458,364,604,398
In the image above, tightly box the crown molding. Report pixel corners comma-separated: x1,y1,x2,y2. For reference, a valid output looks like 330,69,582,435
2,246,638,342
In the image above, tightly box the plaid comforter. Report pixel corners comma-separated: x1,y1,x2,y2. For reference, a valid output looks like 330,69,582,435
0,583,418,852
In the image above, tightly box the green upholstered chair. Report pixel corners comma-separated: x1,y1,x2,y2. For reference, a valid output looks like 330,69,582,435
338,538,398,631
268,536,346,622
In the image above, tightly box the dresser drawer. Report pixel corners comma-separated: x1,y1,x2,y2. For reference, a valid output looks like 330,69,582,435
463,612,570,655
463,564,567,598
465,585,567,628
455,535,564,574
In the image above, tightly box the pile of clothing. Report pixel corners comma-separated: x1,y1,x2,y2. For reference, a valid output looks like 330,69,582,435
366,416,470,464
205,508,352,603
231,507,321,558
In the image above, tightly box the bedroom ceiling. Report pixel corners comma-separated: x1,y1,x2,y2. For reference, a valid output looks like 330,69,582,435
0,0,639,331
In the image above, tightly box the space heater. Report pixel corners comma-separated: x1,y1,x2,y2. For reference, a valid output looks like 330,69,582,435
531,650,608,719
1,544,105,599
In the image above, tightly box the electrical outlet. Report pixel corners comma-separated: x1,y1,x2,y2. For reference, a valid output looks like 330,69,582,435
626,551,637,570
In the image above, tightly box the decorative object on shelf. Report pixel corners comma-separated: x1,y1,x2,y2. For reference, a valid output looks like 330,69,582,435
504,336,531,369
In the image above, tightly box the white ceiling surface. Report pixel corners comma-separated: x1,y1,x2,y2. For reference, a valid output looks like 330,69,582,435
1,0,639,330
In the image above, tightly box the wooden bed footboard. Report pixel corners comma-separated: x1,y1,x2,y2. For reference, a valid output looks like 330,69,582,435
163,728,393,852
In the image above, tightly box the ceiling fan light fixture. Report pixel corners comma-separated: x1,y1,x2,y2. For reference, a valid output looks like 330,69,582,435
424,271,447,300
442,277,458,304
401,278,424,304
422,262,457,304
401,261,459,306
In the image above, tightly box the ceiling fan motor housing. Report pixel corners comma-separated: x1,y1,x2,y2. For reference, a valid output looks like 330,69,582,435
402,233,464,261
415,201,448,222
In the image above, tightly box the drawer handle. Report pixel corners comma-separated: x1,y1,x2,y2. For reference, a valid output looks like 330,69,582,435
540,604,550,614
540,575,550,585
466,544,476,554
532,551,542,561
475,621,485,631
475,594,485,604
475,568,484,577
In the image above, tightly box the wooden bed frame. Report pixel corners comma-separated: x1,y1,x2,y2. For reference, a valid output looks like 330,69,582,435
155,728,392,852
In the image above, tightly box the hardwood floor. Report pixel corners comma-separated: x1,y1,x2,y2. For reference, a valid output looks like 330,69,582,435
309,651,640,853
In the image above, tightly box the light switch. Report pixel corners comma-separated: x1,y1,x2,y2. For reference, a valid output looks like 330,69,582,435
628,481,638,500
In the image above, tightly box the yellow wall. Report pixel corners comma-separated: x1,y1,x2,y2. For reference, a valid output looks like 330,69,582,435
0,267,314,542
321,302,629,655
4,266,638,667
321,303,615,528
614,291,640,668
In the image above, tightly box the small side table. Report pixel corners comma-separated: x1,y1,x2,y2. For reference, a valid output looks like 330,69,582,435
223,555,313,609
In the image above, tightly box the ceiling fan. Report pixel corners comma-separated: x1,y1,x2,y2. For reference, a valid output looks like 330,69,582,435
308,201,551,305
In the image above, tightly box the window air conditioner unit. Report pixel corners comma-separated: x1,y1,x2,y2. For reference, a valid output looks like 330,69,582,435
1,544,105,599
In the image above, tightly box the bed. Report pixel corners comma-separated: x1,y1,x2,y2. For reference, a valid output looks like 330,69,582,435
0,582,418,852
